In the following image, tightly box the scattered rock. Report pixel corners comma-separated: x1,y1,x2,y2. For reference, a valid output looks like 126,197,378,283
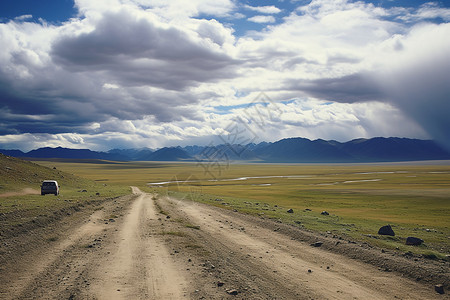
435,284,444,294
403,251,413,257
287,208,294,213
294,221,302,224
311,242,323,247
305,208,312,211
321,211,329,215
307,269,312,273
166,215,171,219
95,192,100,196
378,225,395,236
406,237,423,246
217,281,224,287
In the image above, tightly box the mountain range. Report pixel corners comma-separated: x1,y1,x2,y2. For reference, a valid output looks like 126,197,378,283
1,137,450,163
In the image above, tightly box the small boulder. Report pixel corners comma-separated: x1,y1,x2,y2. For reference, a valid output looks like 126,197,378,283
287,208,294,213
311,242,323,247
321,211,329,216
406,237,423,246
378,225,395,236
226,289,238,295
435,284,444,294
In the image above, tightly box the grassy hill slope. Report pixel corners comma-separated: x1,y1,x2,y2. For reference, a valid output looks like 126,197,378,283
0,154,130,234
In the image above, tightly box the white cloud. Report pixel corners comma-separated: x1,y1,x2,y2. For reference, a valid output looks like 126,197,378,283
14,15,33,21
247,15,276,23
395,2,450,22
244,5,281,14
125,0,236,18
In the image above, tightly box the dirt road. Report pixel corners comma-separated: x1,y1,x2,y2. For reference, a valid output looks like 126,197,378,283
0,188,447,299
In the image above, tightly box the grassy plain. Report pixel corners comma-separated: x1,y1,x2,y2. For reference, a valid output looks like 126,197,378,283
34,160,450,257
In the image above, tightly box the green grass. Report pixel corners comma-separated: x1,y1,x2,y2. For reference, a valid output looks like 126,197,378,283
185,224,201,230
28,159,450,258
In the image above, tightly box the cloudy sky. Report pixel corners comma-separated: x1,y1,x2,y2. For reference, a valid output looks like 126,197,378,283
0,0,449,151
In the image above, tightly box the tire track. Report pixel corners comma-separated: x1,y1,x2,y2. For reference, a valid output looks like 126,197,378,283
87,187,188,299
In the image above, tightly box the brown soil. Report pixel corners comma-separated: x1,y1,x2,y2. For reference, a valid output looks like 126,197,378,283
0,188,40,198
0,187,448,299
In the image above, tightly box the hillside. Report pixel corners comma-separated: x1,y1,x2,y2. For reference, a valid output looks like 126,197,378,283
0,154,129,236
0,153,85,192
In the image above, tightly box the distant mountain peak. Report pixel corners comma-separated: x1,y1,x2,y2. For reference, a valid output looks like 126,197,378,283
1,137,449,163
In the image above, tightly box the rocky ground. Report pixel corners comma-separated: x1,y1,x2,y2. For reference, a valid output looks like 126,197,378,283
0,187,448,299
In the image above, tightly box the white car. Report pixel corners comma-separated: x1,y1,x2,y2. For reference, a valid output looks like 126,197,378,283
41,180,60,196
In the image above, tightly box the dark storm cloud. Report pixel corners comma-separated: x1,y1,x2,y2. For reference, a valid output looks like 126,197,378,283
283,66,450,150
51,8,239,90
283,73,385,103
281,24,450,151
377,42,450,150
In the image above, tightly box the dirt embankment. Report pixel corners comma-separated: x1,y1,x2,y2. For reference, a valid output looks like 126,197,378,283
0,188,448,299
